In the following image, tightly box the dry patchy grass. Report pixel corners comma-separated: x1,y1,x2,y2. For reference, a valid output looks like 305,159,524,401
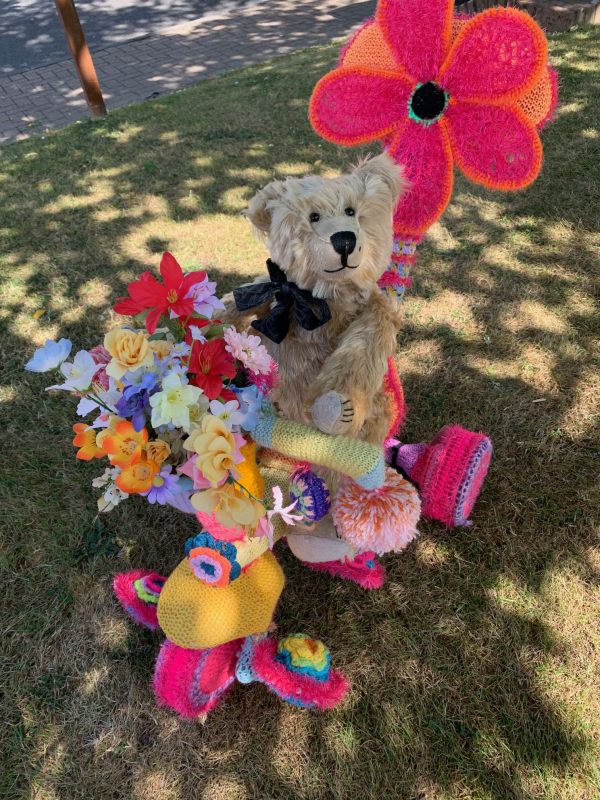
1,25,599,800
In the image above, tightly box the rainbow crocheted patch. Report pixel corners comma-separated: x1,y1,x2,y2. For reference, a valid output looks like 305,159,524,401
276,634,332,681
289,468,330,523
309,0,554,236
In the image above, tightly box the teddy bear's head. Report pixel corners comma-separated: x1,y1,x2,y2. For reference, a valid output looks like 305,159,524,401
247,154,405,299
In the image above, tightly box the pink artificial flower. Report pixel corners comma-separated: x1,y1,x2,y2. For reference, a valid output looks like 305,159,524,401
223,328,272,375
248,360,279,395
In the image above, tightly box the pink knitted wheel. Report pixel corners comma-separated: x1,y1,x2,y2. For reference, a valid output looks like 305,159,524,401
153,638,242,718
411,425,492,526
113,569,165,631
332,468,421,555
250,637,349,710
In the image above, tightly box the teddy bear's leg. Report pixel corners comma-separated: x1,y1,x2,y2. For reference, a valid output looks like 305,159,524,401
153,638,242,719
113,569,165,631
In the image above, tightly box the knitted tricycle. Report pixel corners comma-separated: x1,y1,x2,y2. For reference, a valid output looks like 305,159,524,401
115,416,412,715
114,0,557,718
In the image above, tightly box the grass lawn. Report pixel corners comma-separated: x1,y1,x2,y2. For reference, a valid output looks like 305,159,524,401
1,24,599,800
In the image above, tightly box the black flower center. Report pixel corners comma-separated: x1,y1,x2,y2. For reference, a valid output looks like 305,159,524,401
410,82,447,122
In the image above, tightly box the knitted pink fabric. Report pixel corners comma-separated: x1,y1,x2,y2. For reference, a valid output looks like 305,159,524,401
303,550,386,590
410,425,492,526
113,569,164,631
153,638,242,718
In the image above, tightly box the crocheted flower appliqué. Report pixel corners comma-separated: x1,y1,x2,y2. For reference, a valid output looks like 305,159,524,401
310,0,552,235
185,531,242,588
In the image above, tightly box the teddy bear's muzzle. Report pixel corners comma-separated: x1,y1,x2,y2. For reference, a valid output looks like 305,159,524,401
326,230,359,271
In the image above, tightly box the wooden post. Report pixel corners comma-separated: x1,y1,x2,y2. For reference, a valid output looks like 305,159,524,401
54,0,107,117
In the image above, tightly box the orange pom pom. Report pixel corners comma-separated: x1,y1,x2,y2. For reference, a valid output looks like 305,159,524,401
332,468,420,555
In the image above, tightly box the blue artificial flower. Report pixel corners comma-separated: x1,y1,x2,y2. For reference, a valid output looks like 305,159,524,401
115,372,158,431
25,338,72,372
233,385,264,432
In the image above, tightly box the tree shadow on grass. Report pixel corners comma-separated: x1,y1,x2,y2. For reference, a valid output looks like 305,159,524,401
1,27,599,800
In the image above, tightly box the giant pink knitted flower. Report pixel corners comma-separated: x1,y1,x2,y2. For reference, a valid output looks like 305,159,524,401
310,0,551,235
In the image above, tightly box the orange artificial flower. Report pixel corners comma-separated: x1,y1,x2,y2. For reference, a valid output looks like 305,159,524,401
98,419,148,467
115,455,160,494
72,423,104,461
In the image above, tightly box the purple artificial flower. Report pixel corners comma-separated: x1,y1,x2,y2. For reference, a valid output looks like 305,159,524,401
141,467,180,505
115,372,158,431
185,277,225,318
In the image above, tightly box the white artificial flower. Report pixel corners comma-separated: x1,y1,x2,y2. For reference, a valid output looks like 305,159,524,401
25,338,72,372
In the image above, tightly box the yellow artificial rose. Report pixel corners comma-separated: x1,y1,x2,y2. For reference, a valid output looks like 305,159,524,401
184,415,238,486
149,339,172,359
146,439,171,465
104,328,154,380
191,484,265,532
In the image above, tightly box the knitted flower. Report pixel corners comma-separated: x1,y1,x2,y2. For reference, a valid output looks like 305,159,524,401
184,531,241,588
310,0,549,235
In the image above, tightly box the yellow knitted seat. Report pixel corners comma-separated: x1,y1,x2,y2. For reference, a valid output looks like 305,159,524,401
157,550,285,650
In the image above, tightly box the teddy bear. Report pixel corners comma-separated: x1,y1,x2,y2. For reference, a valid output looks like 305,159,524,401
221,153,419,567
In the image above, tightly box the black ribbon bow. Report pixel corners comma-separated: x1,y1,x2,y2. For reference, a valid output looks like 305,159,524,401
233,259,331,344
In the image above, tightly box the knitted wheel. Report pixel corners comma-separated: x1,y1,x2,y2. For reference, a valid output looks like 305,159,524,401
411,425,492,527
153,638,242,718
113,569,165,631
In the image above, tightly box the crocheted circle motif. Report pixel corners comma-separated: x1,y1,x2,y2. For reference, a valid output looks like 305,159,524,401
332,468,421,555
185,531,241,588
289,468,330,523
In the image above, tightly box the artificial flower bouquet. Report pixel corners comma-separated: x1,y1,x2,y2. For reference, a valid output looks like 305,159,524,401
25,252,298,544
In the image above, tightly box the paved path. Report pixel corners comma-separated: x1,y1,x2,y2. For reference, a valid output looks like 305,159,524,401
0,0,376,144
1,0,255,74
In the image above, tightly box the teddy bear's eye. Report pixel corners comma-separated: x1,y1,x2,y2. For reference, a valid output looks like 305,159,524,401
344,207,355,217
309,212,320,223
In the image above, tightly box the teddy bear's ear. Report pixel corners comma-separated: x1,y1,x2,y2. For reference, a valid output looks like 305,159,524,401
353,153,406,208
246,180,286,233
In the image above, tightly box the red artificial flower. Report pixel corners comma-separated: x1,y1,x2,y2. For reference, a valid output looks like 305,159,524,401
114,252,207,334
188,338,236,400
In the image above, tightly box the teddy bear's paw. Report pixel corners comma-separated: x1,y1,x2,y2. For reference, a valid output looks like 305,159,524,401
311,390,354,435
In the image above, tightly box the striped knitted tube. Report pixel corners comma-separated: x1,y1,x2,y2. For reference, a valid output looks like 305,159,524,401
378,235,420,303
251,415,385,490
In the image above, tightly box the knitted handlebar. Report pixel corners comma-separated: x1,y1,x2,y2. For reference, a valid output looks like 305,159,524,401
251,413,385,489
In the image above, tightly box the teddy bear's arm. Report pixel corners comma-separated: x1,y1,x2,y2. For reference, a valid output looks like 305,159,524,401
309,294,402,436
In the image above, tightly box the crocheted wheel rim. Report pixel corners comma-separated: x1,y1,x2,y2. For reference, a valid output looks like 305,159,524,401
453,436,492,526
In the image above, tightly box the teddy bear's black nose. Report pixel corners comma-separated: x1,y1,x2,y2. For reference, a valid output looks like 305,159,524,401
330,231,356,256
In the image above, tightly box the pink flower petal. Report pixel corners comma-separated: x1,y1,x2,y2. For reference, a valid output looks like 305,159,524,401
440,8,547,104
309,67,412,146
376,0,454,83
445,102,542,189
387,119,454,235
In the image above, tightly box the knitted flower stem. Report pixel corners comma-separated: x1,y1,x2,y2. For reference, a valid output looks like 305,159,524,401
378,232,421,303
